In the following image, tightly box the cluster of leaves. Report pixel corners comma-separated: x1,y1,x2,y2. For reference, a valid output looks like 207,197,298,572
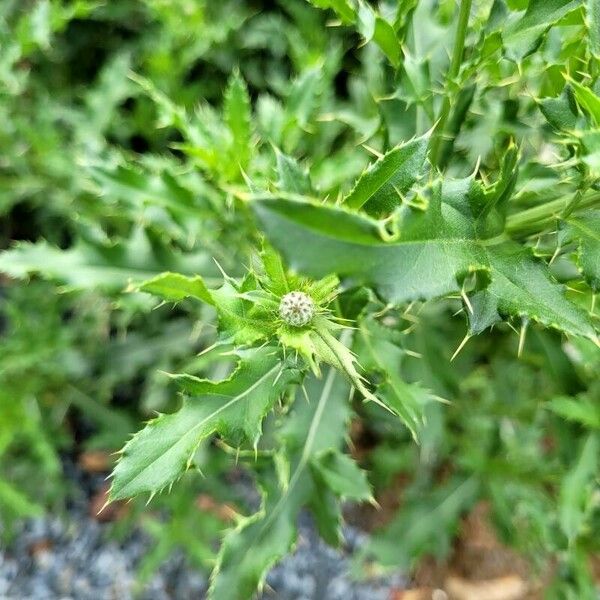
1,0,600,598
0,0,299,561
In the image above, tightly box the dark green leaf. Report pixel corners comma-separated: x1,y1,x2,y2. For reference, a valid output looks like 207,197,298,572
562,210,600,291
254,195,597,341
343,133,429,215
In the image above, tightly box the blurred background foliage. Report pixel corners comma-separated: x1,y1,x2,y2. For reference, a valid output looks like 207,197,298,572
1,0,599,595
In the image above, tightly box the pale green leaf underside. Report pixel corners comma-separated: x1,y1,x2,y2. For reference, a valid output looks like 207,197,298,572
0,232,212,290
138,272,215,304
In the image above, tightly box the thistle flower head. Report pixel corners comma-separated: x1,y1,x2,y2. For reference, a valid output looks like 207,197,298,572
279,291,315,327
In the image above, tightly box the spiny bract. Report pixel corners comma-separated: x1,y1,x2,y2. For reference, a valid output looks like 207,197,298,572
279,291,315,327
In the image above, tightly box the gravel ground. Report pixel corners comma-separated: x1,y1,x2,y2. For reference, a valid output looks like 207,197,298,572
0,506,404,600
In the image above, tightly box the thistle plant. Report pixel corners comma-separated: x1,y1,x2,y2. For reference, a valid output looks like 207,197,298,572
1,0,600,598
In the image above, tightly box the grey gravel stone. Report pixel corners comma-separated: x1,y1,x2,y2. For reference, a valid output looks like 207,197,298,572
261,514,405,600
1,506,404,600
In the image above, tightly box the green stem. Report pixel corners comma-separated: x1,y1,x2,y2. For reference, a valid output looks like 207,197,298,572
429,0,472,168
506,191,600,236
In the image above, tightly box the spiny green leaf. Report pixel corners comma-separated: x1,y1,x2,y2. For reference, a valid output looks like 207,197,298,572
224,70,252,170
306,0,356,24
304,274,339,305
356,2,400,66
538,85,579,131
343,133,429,215
504,0,583,61
477,243,596,339
468,289,502,335
310,321,379,403
547,396,600,429
138,272,215,304
211,278,278,344
588,0,600,57
254,194,597,341
209,370,351,600
356,316,436,439
311,449,372,501
559,434,598,542
561,210,600,291
0,230,213,290
260,241,290,296
569,78,600,126
109,347,297,501
274,148,312,195
89,164,197,215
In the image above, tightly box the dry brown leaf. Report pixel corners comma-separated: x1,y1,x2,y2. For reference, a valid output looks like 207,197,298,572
78,450,112,473
195,493,237,521
445,574,528,600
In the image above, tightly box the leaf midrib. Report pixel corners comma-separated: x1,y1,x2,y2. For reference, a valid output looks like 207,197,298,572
114,363,280,497
257,365,338,534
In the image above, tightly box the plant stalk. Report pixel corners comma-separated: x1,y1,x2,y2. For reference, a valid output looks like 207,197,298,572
429,0,472,168
506,191,600,236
